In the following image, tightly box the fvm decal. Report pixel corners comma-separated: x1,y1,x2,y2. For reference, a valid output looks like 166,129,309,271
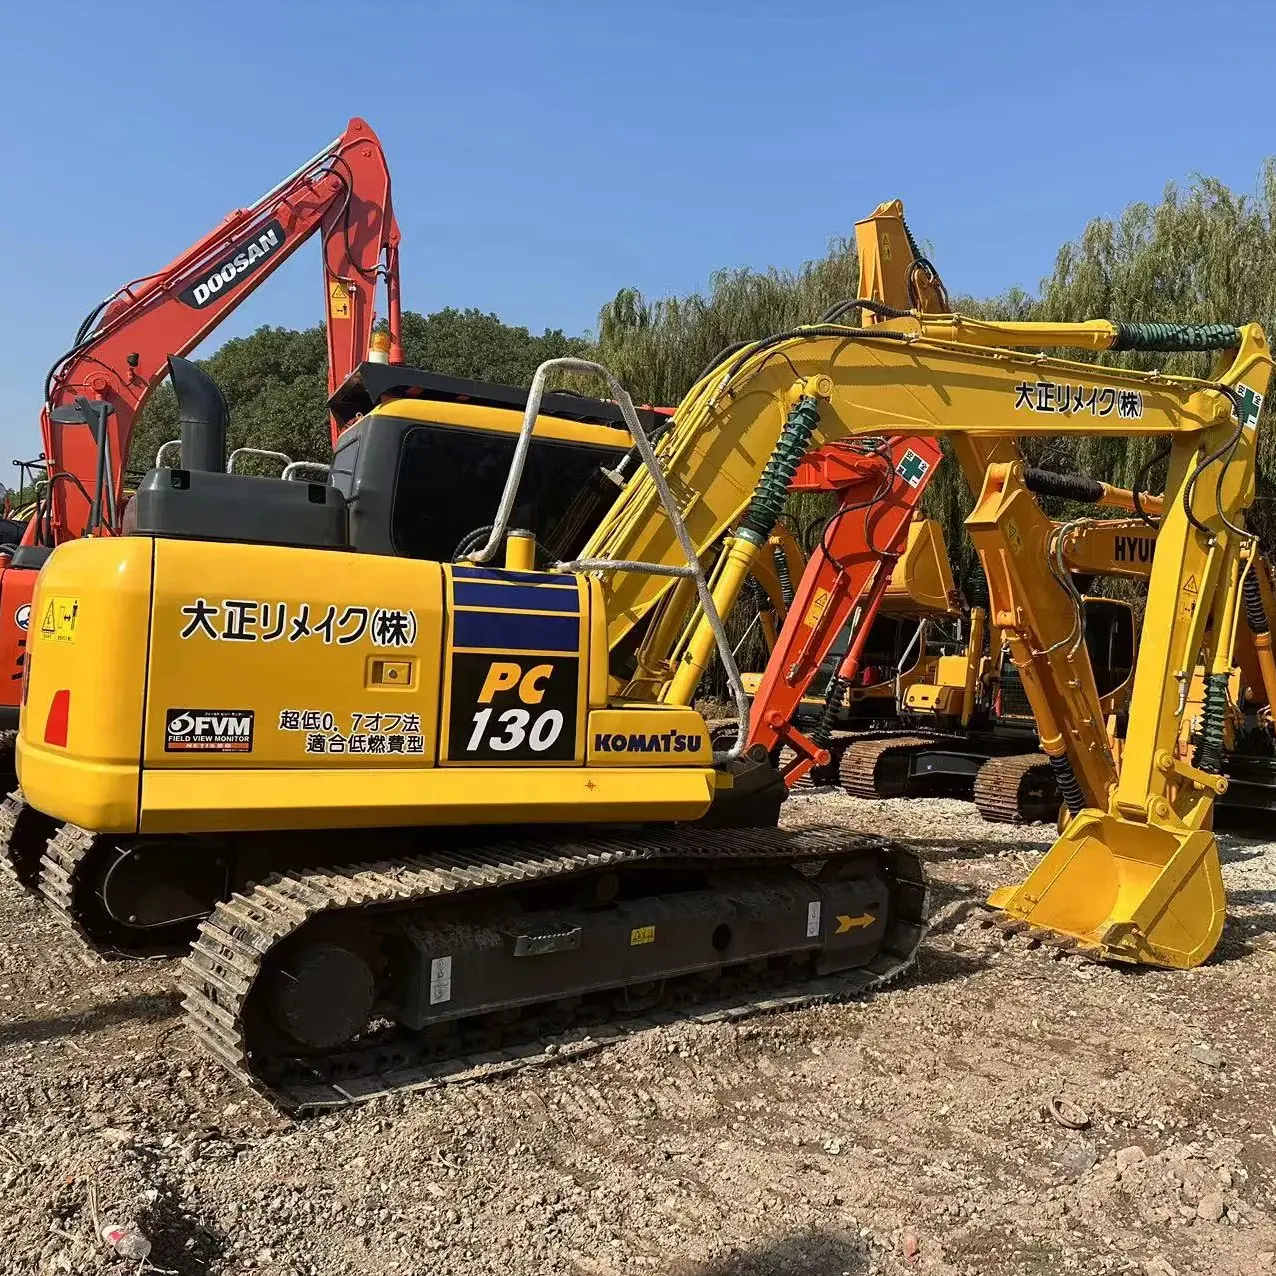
165,708,254,753
895,449,930,488
178,219,286,309
1113,534,1155,565
178,599,416,648
593,731,703,754
1013,380,1143,420
448,655,578,762
14,605,29,631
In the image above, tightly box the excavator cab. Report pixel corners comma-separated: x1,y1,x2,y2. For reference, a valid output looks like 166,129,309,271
128,359,642,569
1082,597,1136,704
327,362,647,563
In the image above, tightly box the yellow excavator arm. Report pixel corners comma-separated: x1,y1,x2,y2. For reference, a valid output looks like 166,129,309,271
580,311,1270,969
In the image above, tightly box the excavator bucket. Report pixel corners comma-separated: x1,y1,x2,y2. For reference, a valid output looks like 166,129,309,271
883,518,958,616
986,809,1225,969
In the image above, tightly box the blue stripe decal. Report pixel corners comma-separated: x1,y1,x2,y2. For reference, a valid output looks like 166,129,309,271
452,582,580,613
453,610,580,652
451,565,576,588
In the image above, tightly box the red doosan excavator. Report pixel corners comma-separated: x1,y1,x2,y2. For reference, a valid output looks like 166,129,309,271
0,117,401,877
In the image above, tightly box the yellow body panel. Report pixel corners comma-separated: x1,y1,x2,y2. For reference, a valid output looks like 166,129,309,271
901,682,963,717
18,537,154,830
140,765,714,834
19,538,714,835
145,539,446,770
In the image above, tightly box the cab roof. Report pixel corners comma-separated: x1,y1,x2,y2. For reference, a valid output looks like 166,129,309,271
330,362,670,434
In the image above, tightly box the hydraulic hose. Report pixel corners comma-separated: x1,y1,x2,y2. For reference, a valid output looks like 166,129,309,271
738,396,823,544
1024,468,1104,504
1244,572,1269,633
811,675,850,749
1110,322,1241,353
774,545,795,608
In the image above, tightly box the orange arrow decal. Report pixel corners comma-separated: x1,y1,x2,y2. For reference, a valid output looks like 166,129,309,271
835,913,876,933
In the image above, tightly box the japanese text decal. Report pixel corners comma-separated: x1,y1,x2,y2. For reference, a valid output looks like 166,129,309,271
179,600,418,648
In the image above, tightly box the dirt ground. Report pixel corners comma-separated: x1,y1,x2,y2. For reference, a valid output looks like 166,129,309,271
1,792,1274,1276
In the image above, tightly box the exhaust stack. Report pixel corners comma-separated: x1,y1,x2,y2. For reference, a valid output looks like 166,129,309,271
166,355,228,473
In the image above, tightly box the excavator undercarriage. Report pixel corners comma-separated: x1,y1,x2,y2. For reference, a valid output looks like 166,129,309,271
183,826,925,1111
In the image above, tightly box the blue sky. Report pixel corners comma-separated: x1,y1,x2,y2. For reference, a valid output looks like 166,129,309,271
3,0,1274,464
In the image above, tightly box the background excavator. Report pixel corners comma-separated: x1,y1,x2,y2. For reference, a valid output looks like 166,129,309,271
760,499,1276,828
738,511,961,760
14,198,1265,1107
0,117,402,887
750,498,1152,822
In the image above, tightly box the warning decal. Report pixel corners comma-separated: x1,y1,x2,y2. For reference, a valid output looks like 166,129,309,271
40,597,79,643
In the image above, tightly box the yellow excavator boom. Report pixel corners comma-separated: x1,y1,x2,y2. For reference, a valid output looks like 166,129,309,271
580,313,1271,968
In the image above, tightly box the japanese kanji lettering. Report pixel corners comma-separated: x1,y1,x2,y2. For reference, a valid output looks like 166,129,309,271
371,608,418,648
179,598,219,640
221,600,258,641
179,598,417,647
1117,390,1144,419
1012,379,1140,420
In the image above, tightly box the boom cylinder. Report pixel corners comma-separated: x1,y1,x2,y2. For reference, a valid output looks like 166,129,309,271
667,390,825,705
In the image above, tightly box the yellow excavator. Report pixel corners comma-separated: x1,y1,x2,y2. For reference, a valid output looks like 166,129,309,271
15,209,1270,1106
832,510,1155,821
825,509,1276,827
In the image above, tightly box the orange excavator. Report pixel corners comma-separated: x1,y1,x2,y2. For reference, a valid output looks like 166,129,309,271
742,436,949,786
0,117,402,884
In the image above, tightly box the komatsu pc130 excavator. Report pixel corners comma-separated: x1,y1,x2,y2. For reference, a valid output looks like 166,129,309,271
15,203,1269,1106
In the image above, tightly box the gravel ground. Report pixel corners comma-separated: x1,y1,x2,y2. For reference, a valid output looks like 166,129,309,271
1,793,1274,1276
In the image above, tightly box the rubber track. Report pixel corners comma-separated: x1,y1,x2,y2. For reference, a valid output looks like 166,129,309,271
180,825,928,1113
972,752,1055,824
838,735,939,799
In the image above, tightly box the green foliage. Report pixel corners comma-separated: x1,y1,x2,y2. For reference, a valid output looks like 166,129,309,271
1032,167,1276,545
130,308,589,474
588,240,861,407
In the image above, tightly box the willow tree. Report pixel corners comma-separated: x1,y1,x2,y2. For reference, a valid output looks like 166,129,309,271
1036,165,1276,543
590,170,1276,580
